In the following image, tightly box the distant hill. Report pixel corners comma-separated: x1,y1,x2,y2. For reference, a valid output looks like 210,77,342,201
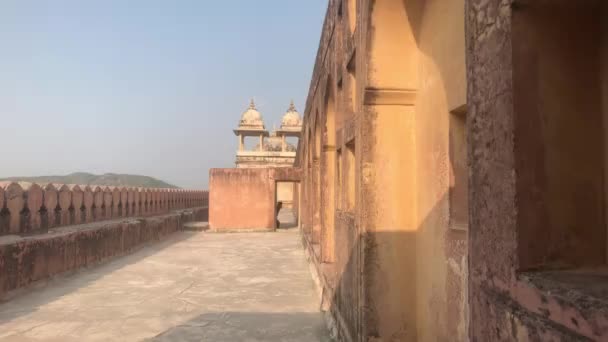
0,172,179,189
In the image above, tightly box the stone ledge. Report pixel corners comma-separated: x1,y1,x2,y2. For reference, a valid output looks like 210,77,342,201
516,269,608,340
0,207,208,302
210,227,275,233
183,222,210,232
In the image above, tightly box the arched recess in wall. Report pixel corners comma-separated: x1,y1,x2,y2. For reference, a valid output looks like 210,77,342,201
367,0,420,90
322,76,337,263
348,0,357,34
314,114,322,160
362,1,421,338
365,0,420,219
312,110,323,244
306,128,312,165
304,128,313,236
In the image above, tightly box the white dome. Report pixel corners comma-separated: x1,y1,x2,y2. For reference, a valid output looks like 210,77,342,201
281,100,302,128
239,99,265,129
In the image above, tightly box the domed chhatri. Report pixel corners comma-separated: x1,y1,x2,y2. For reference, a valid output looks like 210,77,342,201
255,132,297,152
281,100,302,129
238,99,265,130
234,98,302,168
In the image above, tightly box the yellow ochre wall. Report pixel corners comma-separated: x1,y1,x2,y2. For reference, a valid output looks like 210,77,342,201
296,0,468,341
412,1,467,341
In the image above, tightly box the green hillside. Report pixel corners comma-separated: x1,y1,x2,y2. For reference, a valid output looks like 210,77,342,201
0,172,179,189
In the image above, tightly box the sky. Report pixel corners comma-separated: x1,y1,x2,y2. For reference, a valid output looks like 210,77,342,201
0,0,327,189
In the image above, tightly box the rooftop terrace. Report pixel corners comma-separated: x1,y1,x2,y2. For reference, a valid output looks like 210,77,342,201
0,210,330,341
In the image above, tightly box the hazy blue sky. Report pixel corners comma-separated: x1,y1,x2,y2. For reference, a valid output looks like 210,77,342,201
0,0,327,189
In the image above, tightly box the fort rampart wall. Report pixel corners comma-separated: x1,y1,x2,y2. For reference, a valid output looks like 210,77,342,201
0,182,208,236
0,182,209,300
0,207,207,300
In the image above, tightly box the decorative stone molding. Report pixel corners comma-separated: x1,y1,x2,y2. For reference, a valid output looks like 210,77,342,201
0,186,4,215
22,182,43,232
68,184,84,225
55,184,70,227
0,183,208,237
82,185,94,223
103,186,113,219
363,87,417,106
93,186,104,220
43,183,58,228
2,182,24,234
120,187,128,217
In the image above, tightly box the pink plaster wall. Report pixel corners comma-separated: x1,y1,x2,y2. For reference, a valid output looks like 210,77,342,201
209,169,275,231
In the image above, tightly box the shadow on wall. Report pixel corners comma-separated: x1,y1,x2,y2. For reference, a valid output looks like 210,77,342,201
294,0,471,339
325,229,418,340
0,231,199,324
309,192,467,342
145,312,332,342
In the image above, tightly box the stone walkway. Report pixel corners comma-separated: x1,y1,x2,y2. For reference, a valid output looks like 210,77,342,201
0,220,331,341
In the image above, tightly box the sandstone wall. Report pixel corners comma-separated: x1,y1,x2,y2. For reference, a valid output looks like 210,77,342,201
209,169,275,232
296,0,468,341
208,168,301,232
296,0,608,341
412,1,468,340
0,182,208,237
467,0,608,341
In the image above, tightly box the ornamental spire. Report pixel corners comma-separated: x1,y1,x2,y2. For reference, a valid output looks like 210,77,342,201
288,99,296,112
249,98,256,110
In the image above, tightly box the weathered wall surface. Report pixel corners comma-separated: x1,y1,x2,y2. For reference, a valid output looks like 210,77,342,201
602,0,608,264
513,2,604,269
297,0,468,341
413,1,468,340
296,0,608,341
468,0,608,341
209,169,275,231
209,168,301,232
0,182,208,237
0,207,207,301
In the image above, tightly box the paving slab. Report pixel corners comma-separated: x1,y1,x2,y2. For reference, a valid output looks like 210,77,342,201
0,224,330,341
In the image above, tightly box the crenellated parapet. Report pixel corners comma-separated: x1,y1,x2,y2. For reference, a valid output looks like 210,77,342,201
0,182,209,237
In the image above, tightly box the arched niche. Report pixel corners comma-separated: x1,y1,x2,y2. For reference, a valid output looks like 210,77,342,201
321,77,337,263
367,0,420,91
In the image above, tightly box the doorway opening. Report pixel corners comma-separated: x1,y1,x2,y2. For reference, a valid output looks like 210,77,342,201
275,181,300,229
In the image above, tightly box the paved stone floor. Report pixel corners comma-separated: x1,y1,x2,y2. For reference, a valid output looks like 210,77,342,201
0,212,331,341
